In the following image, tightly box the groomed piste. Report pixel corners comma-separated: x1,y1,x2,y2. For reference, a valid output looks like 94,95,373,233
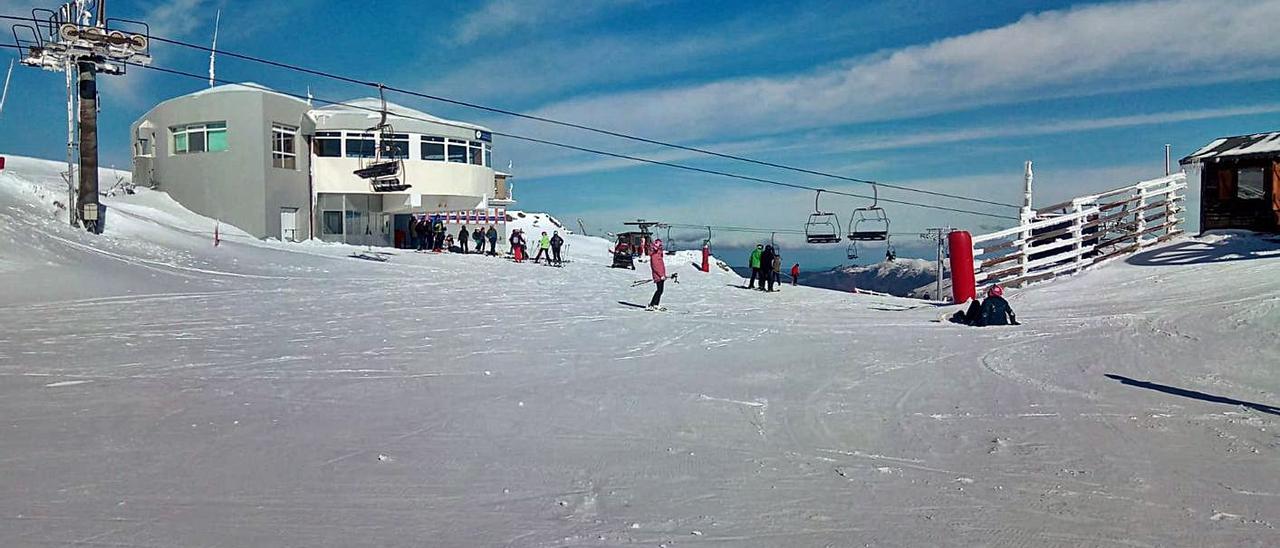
3,155,1280,546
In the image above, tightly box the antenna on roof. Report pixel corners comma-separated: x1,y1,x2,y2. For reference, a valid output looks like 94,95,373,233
208,9,220,88
306,85,313,106
0,59,14,117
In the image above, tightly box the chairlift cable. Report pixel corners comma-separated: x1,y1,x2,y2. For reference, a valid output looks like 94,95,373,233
102,28,1022,210
0,39,1017,221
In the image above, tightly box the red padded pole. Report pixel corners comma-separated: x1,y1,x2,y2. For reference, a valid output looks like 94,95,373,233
948,230,975,304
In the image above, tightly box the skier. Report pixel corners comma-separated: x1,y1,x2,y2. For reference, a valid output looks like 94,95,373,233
534,231,552,264
760,245,776,292
645,237,668,310
790,263,800,286
978,285,1018,326
458,225,470,254
771,253,783,290
413,216,429,252
747,244,763,289
432,217,445,252
550,231,565,266
472,227,485,254
510,230,526,262
487,226,499,255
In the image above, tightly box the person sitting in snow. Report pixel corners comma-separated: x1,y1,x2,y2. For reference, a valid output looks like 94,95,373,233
949,297,984,326
978,284,1018,326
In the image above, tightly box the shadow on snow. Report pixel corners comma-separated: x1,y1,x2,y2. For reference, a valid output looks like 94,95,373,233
1105,374,1280,416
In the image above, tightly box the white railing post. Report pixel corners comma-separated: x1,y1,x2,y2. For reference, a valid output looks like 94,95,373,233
1135,185,1150,248
1071,200,1086,273
1018,161,1035,280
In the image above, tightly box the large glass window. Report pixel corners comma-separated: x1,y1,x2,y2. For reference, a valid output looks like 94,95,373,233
271,124,297,169
483,144,492,168
383,133,410,159
468,141,484,165
345,132,376,158
172,122,227,154
322,211,343,235
1238,167,1265,200
315,131,341,157
447,139,468,163
421,136,445,161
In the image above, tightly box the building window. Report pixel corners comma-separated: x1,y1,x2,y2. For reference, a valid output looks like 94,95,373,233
134,137,152,157
322,210,343,235
483,144,492,168
271,124,297,169
172,122,227,154
468,141,484,166
447,139,468,163
315,131,342,157
1238,167,1265,200
421,136,445,161
345,132,376,158
383,133,410,159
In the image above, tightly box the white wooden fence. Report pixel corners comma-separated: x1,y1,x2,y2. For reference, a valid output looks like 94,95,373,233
971,173,1186,290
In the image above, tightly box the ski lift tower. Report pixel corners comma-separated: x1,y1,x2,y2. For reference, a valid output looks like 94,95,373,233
10,1,152,232
623,220,663,237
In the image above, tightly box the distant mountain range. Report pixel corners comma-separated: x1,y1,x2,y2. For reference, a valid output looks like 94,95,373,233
733,258,944,298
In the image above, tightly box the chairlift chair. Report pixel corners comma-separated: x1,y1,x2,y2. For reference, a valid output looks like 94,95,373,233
805,190,842,244
353,85,410,193
847,183,890,241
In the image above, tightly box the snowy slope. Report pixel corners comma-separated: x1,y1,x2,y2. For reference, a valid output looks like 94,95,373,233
3,155,1280,547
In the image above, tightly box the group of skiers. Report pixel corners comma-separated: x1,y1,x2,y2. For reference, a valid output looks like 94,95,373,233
949,285,1018,327
746,244,800,292
508,229,565,266
411,217,500,255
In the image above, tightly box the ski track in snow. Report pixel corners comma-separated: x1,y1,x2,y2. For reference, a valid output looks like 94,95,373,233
2,157,1280,546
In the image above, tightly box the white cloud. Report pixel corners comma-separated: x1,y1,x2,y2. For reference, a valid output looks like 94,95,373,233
527,0,1280,143
453,0,648,45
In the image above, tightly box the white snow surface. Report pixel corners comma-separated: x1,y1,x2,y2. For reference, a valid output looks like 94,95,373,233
3,155,1280,546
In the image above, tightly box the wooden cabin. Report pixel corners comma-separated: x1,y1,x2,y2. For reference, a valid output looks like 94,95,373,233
1180,131,1280,233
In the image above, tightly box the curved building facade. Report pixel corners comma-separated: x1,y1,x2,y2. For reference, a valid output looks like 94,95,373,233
130,84,514,246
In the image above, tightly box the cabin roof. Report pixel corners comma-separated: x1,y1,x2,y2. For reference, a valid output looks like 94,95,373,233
1180,131,1280,165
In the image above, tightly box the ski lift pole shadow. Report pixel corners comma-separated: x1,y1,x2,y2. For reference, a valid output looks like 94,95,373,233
1104,374,1280,416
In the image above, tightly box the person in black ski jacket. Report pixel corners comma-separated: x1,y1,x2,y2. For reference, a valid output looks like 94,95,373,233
458,225,470,253
487,226,499,255
550,231,565,266
978,285,1018,326
760,245,776,292
413,217,429,251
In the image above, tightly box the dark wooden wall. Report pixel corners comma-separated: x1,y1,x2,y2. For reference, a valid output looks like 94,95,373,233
1200,160,1279,233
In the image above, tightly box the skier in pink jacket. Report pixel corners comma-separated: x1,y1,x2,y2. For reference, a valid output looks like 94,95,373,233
645,237,667,310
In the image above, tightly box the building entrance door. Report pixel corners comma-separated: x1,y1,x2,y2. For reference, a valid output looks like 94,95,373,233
280,208,299,242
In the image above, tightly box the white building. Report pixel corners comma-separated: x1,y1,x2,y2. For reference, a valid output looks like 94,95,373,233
131,84,515,247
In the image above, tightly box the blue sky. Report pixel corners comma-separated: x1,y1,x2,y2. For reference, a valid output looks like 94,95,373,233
2,0,1279,268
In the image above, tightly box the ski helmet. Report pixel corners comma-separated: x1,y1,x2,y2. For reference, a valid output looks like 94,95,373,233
988,285,1005,297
